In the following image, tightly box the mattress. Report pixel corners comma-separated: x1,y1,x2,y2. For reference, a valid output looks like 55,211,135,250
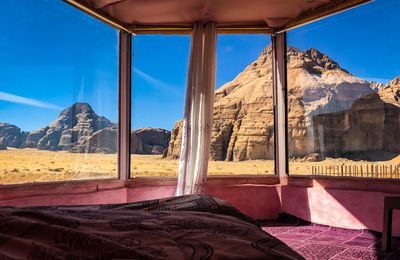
0,194,303,259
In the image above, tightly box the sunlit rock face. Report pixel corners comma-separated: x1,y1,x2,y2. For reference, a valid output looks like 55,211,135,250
167,46,400,161
379,76,400,105
21,127,49,148
29,102,116,151
0,138,7,150
166,121,183,159
286,47,374,158
131,128,171,155
312,77,400,158
0,102,171,155
71,127,118,154
0,123,27,148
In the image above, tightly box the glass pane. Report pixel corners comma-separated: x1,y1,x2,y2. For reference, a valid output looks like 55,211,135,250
0,1,118,184
287,0,400,178
208,34,274,176
130,35,189,177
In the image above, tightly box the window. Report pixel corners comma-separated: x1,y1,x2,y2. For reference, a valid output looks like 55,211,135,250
208,34,275,176
287,0,400,178
0,1,118,184
130,35,190,177
130,33,275,177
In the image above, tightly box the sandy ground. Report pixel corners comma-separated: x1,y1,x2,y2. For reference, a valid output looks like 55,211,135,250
0,148,117,184
0,149,399,185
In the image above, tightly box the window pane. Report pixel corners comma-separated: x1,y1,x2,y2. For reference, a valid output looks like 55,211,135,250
0,1,118,184
208,34,274,176
287,0,400,178
130,35,189,177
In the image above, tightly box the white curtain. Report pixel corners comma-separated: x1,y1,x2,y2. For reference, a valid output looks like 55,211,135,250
175,23,217,196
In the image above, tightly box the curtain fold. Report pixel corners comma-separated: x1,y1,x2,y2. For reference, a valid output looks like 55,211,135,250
176,23,217,196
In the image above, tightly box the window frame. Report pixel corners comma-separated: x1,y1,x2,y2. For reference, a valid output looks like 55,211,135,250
6,0,397,188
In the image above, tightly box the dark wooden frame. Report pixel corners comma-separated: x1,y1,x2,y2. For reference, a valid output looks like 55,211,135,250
382,197,400,251
118,30,132,180
272,32,288,177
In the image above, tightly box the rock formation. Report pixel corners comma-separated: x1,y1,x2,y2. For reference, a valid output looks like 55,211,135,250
21,127,49,148
71,127,118,154
0,123,28,148
312,75,400,158
0,102,171,155
0,138,7,150
378,76,400,105
286,47,373,157
166,121,183,159
35,102,116,151
313,92,400,157
167,46,399,161
131,128,171,155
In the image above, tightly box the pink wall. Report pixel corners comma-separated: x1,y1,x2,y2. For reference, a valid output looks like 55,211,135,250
207,184,280,220
0,188,127,207
125,183,281,220
281,178,400,235
127,185,175,202
1,177,400,235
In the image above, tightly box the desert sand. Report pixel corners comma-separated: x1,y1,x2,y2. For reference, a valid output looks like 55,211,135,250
0,149,400,185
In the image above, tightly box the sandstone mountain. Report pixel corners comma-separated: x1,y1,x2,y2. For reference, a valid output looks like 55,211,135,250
0,123,28,148
131,128,171,155
21,102,115,151
0,138,7,150
0,102,170,155
167,46,400,161
378,76,400,105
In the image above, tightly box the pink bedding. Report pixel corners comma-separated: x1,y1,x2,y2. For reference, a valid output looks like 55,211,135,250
0,195,302,259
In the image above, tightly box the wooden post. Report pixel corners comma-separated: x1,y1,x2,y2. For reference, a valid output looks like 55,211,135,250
118,30,132,180
271,32,288,178
390,165,393,178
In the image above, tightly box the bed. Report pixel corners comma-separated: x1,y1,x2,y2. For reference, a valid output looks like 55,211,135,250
0,195,303,259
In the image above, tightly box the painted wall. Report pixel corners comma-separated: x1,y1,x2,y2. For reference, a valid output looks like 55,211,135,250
1,178,400,235
125,184,281,220
280,180,400,235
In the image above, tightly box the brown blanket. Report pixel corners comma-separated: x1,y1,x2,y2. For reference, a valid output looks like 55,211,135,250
0,195,302,259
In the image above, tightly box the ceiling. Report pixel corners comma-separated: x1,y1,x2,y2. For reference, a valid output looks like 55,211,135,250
66,0,371,32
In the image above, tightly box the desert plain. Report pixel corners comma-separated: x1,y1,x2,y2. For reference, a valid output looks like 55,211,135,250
1,148,400,185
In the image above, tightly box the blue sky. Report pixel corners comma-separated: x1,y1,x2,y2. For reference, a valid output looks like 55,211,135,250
0,0,399,132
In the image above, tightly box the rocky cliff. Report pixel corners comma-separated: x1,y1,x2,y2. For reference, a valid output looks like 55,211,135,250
131,128,171,155
0,102,170,155
21,102,116,151
0,123,28,148
378,76,400,105
167,46,399,161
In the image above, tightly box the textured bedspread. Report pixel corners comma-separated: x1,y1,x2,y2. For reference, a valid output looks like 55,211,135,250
0,195,302,259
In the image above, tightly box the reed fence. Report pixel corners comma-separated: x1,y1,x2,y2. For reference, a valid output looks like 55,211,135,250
311,164,400,178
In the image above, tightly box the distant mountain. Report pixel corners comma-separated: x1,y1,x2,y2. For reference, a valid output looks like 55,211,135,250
0,102,170,155
0,123,28,149
22,102,116,151
167,46,400,161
